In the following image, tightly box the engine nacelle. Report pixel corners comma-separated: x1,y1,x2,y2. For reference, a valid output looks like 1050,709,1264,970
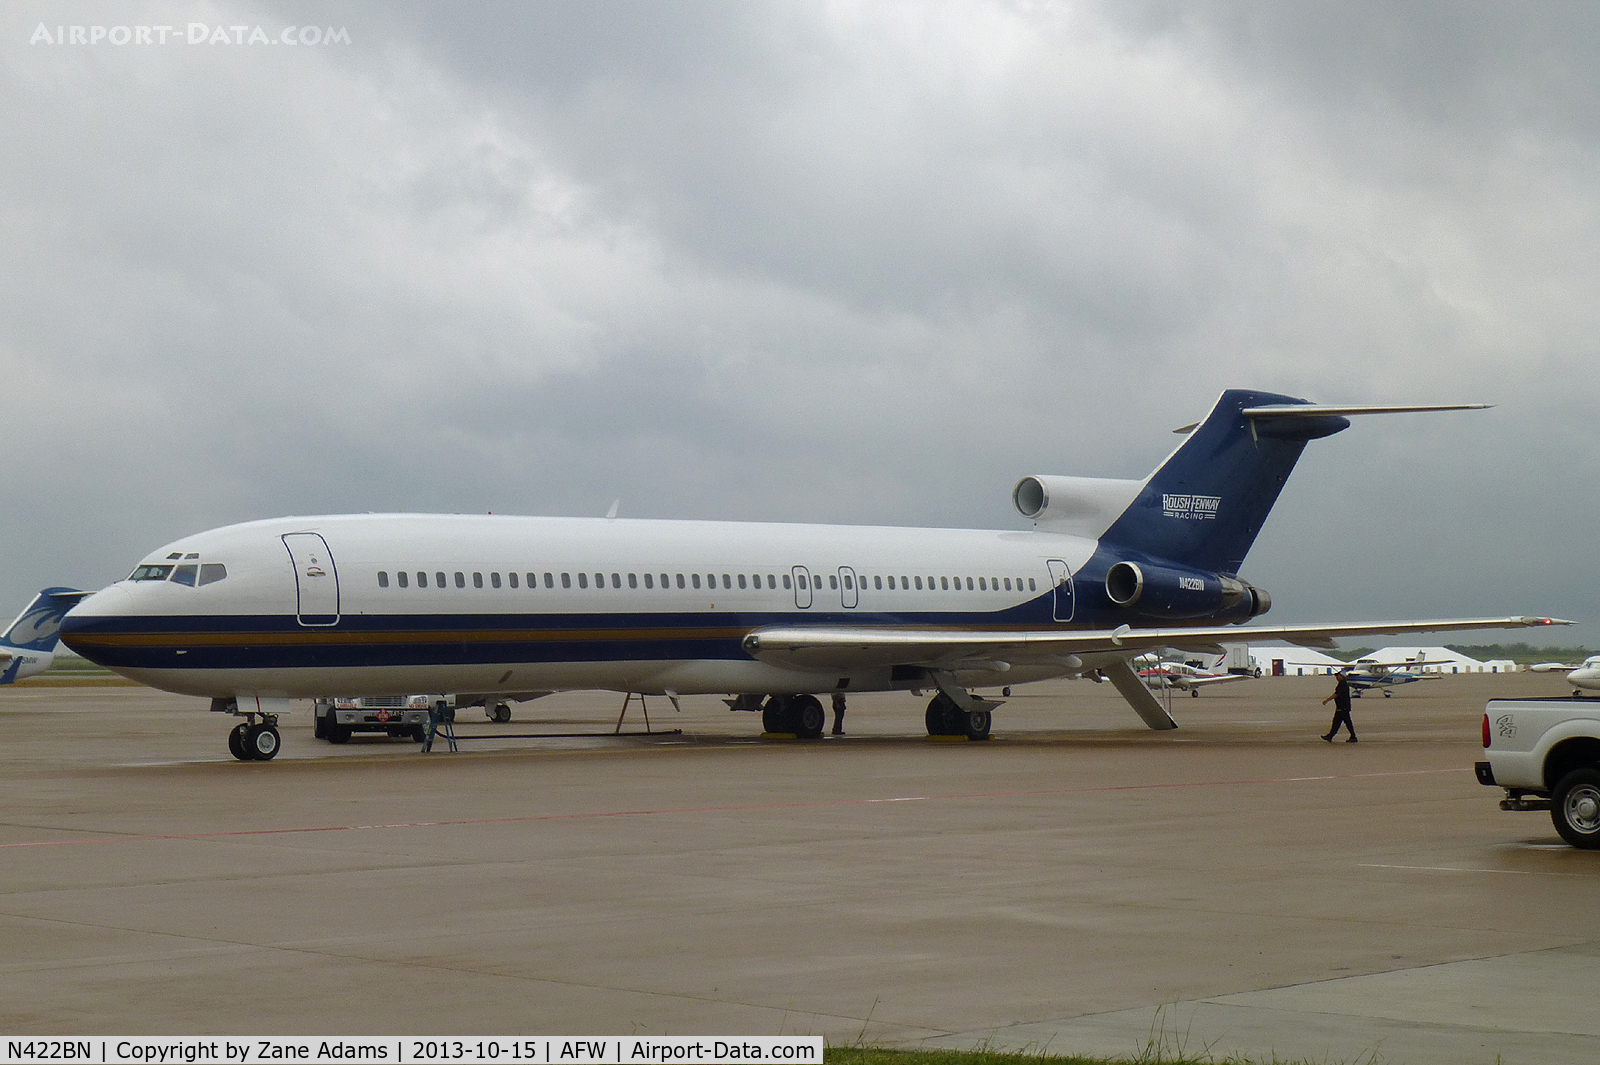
1013,475,1144,539
1104,560,1271,621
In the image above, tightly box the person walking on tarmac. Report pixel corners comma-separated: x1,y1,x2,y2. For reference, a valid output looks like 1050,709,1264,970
1321,670,1357,743
831,692,847,736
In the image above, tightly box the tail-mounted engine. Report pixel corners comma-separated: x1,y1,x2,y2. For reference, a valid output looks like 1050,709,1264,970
1104,560,1271,621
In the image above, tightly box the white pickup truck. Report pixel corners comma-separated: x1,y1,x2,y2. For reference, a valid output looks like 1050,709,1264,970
1477,697,1600,848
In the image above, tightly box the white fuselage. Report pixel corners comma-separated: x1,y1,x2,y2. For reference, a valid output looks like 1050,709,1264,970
62,513,1102,699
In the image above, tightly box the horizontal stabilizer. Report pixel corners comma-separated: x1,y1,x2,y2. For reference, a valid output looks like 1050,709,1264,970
1242,403,1491,418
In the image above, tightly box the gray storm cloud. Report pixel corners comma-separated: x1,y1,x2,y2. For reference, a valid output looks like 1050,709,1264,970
1,0,1595,635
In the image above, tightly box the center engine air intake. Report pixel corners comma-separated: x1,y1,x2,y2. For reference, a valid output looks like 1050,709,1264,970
1104,560,1271,620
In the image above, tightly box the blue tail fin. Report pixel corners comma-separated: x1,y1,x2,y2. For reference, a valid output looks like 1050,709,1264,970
1098,390,1349,575
3,588,92,652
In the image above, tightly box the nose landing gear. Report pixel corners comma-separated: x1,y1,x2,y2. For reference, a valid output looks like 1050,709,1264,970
212,697,284,761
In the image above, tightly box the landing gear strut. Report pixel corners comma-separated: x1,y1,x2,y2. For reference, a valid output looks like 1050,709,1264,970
214,697,282,761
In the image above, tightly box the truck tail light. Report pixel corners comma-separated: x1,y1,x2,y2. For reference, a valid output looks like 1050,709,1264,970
1482,712,1491,748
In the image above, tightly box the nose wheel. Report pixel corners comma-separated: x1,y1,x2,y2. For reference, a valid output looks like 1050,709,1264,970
228,720,281,760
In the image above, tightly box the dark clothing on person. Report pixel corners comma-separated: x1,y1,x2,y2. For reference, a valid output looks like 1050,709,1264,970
1321,674,1356,742
831,692,846,736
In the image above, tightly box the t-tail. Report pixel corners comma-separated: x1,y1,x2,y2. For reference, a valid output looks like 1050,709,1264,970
1015,390,1489,626
1,588,93,684
1102,388,1353,576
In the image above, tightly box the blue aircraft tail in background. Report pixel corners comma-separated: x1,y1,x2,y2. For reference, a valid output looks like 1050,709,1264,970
1,588,93,684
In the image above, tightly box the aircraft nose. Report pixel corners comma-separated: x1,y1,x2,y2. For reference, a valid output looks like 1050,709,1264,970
58,585,133,658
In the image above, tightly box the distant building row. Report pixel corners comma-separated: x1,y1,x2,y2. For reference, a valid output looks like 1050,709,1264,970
1229,645,1517,677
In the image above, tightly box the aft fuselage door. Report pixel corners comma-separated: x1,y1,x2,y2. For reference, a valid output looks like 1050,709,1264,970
282,532,340,626
791,566,813,609
1046,559,1074,623
838,566,859,609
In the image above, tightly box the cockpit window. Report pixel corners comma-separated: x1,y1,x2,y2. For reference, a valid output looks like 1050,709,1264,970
169,564,198,586
129,564,174,581
198,563,227,586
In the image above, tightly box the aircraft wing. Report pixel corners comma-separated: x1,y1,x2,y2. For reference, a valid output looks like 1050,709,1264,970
1182,672,1251,687
743,616,1569,671
1530,662,1582,673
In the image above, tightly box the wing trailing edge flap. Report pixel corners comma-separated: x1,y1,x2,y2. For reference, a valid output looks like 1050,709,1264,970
742,617,1569,673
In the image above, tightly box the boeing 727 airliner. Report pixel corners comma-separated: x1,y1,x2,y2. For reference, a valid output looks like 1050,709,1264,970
60,389,1567,759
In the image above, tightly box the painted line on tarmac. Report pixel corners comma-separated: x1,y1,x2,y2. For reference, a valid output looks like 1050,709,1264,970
1360,863,1596,878
0,766,1466,850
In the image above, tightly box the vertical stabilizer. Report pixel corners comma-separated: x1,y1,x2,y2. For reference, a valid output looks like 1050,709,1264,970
3,588,92,652
1097,390,1347,574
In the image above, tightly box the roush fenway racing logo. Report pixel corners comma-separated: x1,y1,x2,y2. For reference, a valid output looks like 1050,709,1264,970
1162,493,1221,520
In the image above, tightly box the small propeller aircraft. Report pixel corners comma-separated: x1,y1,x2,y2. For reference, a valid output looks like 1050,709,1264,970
1529,657,1600,697
1340,656,1454,697
1136,655,1251,696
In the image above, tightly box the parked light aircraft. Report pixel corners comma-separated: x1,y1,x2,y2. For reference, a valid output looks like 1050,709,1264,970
59,389,1569,760
1344,657,1450,697
1137,658,1250,696
1,589,93,684
1530,657,1600,696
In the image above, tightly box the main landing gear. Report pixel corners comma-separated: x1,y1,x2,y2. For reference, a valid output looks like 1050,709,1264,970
761,694,827,739
214,697,282,761
925,692,992,740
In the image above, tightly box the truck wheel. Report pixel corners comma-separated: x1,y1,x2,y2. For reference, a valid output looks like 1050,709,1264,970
1551,767,1600,849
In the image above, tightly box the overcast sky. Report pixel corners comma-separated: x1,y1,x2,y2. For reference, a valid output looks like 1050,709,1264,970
3,1,1596,643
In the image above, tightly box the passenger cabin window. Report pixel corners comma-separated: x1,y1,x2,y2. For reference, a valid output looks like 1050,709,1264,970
491,572,501,589
692,574,701,589
782,574,791,589
545,572,555,588
737,574,747,589
377,571,389,588
767,574,776,589
578,573,588,589
677,574,686,588
644,573,653,589
1028,578,1036,591
612,573,622,588
629,573,638,589
455,572,466,588
473,572,483,589
436,571,446,588
660,573,669,588
169,564,198,586
418,572,428,588
398,571,409,588
507,573,516,588
561,573,572,588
